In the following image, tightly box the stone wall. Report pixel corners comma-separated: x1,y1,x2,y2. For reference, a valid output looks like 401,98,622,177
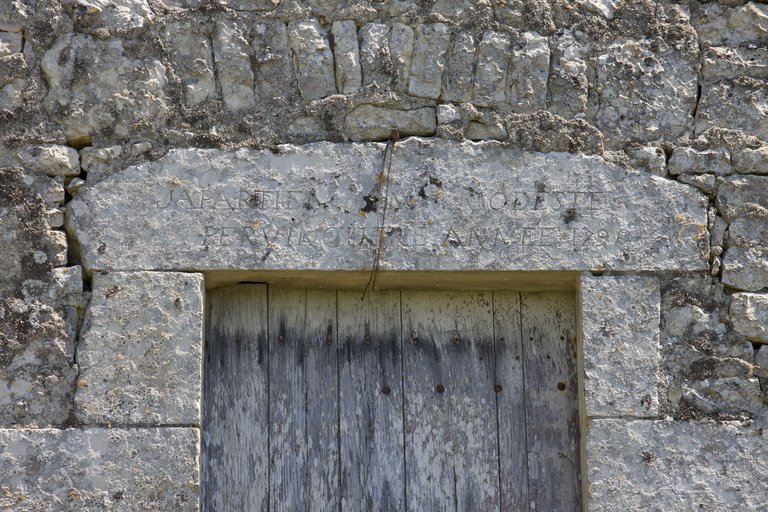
1,0,767,510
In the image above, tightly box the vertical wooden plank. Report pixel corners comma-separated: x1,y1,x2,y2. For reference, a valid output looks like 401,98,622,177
402,291,499,512
269,287,339,511
493,291,528,511
521,292,580,511
202,284,269,512
337,290,405,511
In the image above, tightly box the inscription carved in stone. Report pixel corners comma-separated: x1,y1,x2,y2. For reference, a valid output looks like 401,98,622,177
68,139,708,272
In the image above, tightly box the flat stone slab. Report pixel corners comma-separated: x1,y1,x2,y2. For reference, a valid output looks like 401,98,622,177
68,139,709,273
75,271,204,426
587,419,768,511
0,427,199,510
580,275,661,418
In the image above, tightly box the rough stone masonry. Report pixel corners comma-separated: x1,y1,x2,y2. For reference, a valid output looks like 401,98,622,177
1,0,768,510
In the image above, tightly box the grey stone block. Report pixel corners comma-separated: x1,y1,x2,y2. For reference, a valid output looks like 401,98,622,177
580,275,661,418
331,20,361,94
587,419,768,511
408,23,450,99
344,105,436,141
668,147,732,176
287,20,336,100
0,427,199,511
730,292,768,344
75,271,204,426
212,20,255,112
68,140,709,273
716,175,768,223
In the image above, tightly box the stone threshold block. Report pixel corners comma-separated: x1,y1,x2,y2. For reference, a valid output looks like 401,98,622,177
0,427,199,511
75,272,204,426
587,419,768,511
68,139,709,274
580,274,661,418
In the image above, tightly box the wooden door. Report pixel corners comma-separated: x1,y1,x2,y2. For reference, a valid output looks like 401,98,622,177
202,286,580,512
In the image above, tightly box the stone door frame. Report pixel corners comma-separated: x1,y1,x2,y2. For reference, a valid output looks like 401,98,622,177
75,267,661,511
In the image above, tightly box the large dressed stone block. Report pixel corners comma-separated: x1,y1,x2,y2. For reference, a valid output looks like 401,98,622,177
587,419,768,511
75,272,204,425
68,139,709,273
0,427,199,510
580,275,661,418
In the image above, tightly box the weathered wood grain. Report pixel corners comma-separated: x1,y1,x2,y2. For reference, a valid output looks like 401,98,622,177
203,286,580,511
492,291,528,511
402,291,500,511
268,288,340,511
520,292,581,511
202,284,269,512
337,290,406,511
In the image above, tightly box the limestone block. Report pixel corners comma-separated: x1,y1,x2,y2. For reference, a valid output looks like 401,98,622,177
16,144,80,177
682,375,763,419
331,20,361,95
716,175,768,223
733,146,768,175
75,272,204,425
506,31,549,112
162,0,205,6
252,20,293,100
0,31,22,56
287,20,336,100
580,275,661,418
0,0,31,32
625,145,666,177
730,293,768,343
46,230,67,266
702,46,768,82
45,208,64,228
677,174,716,196
436,104,461,125
694,2,768,47
213,20,256,111
472,31,511,108
668,147,731,176
389,22,414,92
442,31,475,103
0,427,199,510
41,34,169,144
359,23,392,88
548,32,588,118
465,120,508,141
165,21,216,107
587,420,768,511
219,0,279,10
722,218,768,292
595,37,697,148
79,145,123,185
408,23,451,99
576,0,622,20
68,140,709,273
63,0,153,33
344,106,436,141
0,77,24,110
696,78,768,141
431,0,493,22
